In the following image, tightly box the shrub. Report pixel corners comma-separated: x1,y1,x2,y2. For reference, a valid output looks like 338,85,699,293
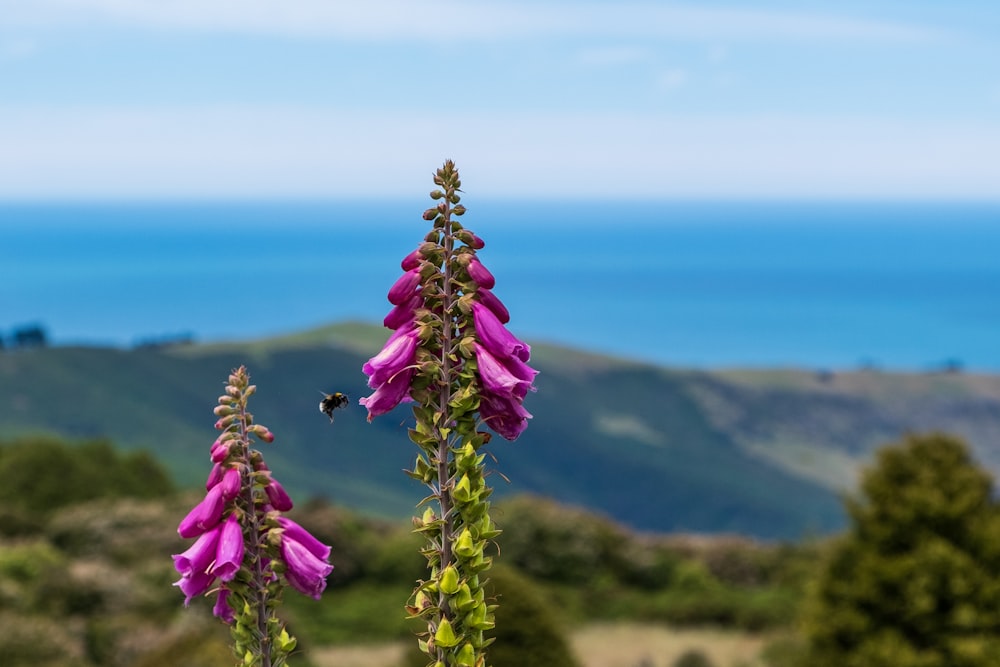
804,433,1000,667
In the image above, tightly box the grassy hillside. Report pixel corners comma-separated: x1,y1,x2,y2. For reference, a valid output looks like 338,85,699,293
3,322,999,539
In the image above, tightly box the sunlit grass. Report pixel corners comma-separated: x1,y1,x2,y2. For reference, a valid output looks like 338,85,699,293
308,623,776,667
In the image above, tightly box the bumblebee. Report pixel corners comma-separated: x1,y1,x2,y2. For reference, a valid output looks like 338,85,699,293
319,391,350,422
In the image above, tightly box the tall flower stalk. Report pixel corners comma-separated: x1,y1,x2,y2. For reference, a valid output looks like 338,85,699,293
173,366,333,667
361,161,538,667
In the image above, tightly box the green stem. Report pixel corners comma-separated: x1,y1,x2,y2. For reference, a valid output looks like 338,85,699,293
436,188,457,657
238,399,272,667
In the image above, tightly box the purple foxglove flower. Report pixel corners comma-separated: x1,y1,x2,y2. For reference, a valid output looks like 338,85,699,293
359,367,414,418
387,269,421,306
277,516,332,560
213,586,235,624
177,482,228,538
467,258,495,289
471,301,530,363
383,292,421,330
401,247,423,271
210,439,229,462
477,288,510,324
363,327,419,389
205,462,224,490
173,566,216,605
474,343,535,401
479,392,533,441
467,232,485,249
265,478,294,512
172,521,222,584
211,512,244,582
281,534,334,600
219,467,241,500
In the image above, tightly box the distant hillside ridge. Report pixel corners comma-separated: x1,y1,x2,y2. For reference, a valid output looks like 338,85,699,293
3,321,1000,539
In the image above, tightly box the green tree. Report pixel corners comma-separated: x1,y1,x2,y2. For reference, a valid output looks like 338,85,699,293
804,432,1000,667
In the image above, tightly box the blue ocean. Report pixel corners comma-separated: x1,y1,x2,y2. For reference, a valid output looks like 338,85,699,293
2,200,999,371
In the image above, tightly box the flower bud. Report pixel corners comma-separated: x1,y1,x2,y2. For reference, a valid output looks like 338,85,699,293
466,258,495,289
251,424,274,443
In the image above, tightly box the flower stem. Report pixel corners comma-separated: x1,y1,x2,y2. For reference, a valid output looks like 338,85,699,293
436,184,457,657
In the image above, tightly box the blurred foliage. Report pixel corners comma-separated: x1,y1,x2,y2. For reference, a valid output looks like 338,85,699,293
0,435,830,666
673,649,716,667
0,436,173,524
803,433,1000,667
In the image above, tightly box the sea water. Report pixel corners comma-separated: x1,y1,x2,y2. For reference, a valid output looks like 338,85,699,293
2,200,999,371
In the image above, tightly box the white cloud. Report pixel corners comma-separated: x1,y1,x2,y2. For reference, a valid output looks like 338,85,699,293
0,0,942,43
0,105,996,200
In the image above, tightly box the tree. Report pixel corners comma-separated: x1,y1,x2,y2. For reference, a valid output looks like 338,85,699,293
804,432,1000,667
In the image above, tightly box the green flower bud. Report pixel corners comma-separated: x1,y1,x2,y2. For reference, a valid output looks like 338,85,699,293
434,619,460,648
440,564,461,595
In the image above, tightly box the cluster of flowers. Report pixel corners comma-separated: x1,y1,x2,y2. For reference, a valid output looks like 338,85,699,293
360,223,537,440
172,367,334,624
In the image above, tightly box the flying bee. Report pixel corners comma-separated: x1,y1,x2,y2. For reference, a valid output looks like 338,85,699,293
319,391,350,422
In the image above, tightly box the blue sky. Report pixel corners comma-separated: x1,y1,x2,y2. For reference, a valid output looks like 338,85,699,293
1,1,998,200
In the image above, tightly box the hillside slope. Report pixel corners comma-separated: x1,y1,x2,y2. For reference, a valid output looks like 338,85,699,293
3,323,999,539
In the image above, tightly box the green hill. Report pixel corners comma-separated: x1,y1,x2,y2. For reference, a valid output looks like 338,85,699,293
3,323,1000,539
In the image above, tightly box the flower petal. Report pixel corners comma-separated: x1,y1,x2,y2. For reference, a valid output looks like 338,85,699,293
467,258,495,289
213,586,235,624
173,567,216,605
479,392,533,441
400,247,423,271
177,483,227,538
277,517,332,560
477,288,510,324
359,367,415,419
281,535,334,600
383,293,421,330
472,301,530,363
362,328,419,389
212,512,244,582
265,478,294,512
172,522,222,576
474,343,533,400
387,269,421,306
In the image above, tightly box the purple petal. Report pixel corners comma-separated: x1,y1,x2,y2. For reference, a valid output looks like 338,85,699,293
466,232,485,249
172,522,222,576
400,247,422,271
472,301,531,363
467,258,495,289
359,367,414,419
219,467,242,502
213,586,235,624
362,328,419,389
265,478,294,512
173,567,216,605
479,392,533,441
205,462,224,490
281,535,334,600
387,269,421,306
383,293,421,330
477,288,510,324
177,483,227,538
474,343,533,400
277,516,332,560
212,513,244,582
210,439,229,463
